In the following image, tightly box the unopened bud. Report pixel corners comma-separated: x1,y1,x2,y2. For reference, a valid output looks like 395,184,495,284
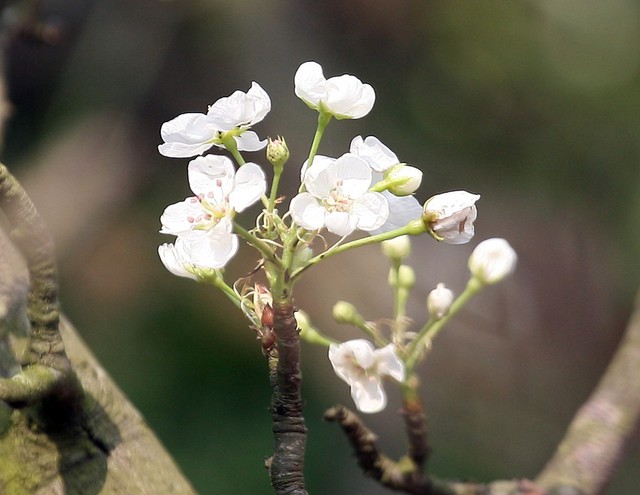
333,301,359,324
468,238,517,285
266,136,290,168
427,283,454,320
381,235,411,260
385,164,422,196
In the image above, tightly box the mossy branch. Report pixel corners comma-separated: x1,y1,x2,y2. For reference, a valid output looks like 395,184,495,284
0,163,81,409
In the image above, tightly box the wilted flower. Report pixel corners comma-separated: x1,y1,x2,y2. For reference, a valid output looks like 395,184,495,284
328,339,405,413
422,191,480,244
468,238,517,284
158,82,271,158
289,153,389,236
294,61,375,119
427,283,454,319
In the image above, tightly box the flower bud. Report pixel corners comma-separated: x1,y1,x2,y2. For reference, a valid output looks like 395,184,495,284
333,301,359,324
384,164,422,196
266,136,290,168
422,191,480,244
427,283,454,320
468,238,517,284
381,235,411,260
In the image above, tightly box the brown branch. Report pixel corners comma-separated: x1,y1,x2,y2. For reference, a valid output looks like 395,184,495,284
268,300,308,495
535,289,640,494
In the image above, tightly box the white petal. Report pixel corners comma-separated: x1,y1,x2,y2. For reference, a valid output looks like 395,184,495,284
206,82,271,128
158,113,215,158
324,211,357,236
424,191,480,219
294,61,326,108
181,224,239,269
349,135,399,172
188,155,235,196
158,243,198,280
290,193,325,230
300,155,333,183
234,131,267,151
371,193,423,235
160,198,203,235
375,345,405,382
351,192,389,232
229,162,266,212
350,377,386,414
331,154,373,198
325,74,375,119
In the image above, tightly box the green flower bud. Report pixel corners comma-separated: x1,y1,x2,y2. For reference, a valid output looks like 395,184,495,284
381,235,411,260
333,301,359,324
266,136,290,168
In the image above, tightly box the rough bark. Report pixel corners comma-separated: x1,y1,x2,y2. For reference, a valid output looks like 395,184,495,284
0,227,197,494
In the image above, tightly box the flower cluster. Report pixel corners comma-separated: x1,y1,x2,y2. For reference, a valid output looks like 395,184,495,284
156,61,517,415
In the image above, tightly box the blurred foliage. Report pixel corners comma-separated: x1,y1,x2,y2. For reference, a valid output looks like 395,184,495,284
3,0,640,493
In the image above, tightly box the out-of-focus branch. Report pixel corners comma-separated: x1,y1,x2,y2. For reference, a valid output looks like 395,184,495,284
0,163,82,411
535,289,640,494
325,405,544,495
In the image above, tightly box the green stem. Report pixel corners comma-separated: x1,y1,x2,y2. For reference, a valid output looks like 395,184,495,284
404,277,483,375
290,219,426,282
268,165,284,213
299,111,332,193
233,221,284,270
222,134,246,165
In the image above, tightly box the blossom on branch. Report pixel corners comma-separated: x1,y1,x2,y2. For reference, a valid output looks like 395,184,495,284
350,136,423,234
422,190,480,244
294,61,375,119
329,339,405,413
158,82,271,158
289,154,389,236
159,155,266,273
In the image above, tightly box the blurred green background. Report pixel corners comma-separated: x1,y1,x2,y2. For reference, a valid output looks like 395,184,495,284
5,0,640,493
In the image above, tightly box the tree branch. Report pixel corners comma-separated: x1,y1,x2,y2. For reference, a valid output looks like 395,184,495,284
535,289,640,494
268,301,308,495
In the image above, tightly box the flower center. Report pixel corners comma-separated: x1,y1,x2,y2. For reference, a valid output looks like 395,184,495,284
322,181,353,213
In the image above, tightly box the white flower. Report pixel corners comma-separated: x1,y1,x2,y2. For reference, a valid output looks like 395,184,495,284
159,155,266,271
158,82,271,157
294,61,375,119
427,283,454,319
290,153,389,236
422,191,480,244
468,238,517,284
350,136,423,234
329,340,405,413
